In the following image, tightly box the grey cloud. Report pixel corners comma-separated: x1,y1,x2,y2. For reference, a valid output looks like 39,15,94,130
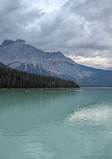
0,0,44,41
0,0,112,69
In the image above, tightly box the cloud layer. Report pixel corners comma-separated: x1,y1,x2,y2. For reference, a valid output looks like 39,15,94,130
0,0,112,69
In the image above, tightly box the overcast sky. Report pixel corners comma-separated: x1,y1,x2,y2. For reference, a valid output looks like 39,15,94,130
0,0,112,69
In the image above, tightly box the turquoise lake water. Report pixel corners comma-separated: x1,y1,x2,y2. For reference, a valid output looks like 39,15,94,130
0,88,112,159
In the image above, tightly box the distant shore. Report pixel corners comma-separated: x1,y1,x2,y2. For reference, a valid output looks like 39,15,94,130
0,87,80,90
81,86,112,88
0,87,111,90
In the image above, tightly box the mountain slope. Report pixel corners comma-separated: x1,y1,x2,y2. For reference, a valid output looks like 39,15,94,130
0,63,79,88
0,39,112,86
0,62,7,68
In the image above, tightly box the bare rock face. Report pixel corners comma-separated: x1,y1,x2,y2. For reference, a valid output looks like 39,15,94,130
2,40,15,46
0,39,112,86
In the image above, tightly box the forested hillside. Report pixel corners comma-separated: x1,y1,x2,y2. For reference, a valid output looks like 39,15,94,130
0,66,79,88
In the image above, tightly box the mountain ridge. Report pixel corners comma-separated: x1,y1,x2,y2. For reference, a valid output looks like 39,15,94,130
0,39,112,87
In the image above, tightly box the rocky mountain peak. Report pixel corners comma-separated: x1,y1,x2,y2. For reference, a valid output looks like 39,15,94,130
2,40,15,46
2,39,26,46
16,39,26,44
51,51,64,57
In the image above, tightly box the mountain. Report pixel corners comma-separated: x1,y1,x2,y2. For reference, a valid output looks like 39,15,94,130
0,62,7,68
0,39,112,87
0,63,79,88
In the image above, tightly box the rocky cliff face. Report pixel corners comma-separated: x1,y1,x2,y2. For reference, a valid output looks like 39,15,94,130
0,39,112,86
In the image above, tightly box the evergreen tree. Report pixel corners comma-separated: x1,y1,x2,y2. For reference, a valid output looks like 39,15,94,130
0,67,79,88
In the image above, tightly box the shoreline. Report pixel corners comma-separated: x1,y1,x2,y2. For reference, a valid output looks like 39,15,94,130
0,88,80,90
0,87,112,90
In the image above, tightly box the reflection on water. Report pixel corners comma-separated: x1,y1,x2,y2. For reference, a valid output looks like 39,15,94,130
69,104,111,122
0,88,112,159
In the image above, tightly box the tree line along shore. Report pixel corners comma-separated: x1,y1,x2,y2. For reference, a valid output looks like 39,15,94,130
0,66,79,88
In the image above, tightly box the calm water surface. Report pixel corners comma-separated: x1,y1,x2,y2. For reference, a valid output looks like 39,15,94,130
0,88,112,159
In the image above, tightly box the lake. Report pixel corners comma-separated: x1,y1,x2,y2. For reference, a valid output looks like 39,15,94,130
0,88,112,159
